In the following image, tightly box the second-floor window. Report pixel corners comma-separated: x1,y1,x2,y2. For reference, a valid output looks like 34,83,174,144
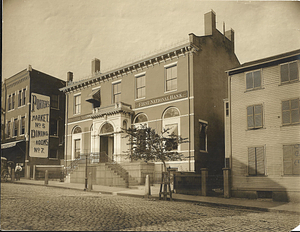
113,82,121,103
7,121,11,137
282,98,299,125
13,118,18,137
165,65,177,92
136,74,145,99
50,119,58,136
247,104,263,129
74,95,81,114
246,70,261,90
51,95,59,109
280,61,299,84
21,116,25,135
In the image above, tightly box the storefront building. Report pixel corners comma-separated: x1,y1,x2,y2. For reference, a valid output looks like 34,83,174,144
1,66,66,178
61,11,240,186
225,49,300,202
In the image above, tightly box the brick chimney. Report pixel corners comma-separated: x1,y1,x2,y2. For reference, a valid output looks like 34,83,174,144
92,58,100,75
225,29,235,51
67,72,73,84
204,10,216,36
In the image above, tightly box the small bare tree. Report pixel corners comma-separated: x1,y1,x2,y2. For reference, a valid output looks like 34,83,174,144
122,124,188,172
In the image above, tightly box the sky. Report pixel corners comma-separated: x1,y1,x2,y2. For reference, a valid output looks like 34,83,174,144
2,0,300,82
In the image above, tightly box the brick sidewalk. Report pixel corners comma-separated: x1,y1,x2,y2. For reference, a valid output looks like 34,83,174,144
11,178,300,214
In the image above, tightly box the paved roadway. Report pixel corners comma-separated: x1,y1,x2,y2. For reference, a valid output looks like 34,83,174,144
1,183,299,231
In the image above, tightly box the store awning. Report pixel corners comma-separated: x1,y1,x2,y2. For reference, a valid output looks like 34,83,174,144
86,88,101,103
1,140,25,149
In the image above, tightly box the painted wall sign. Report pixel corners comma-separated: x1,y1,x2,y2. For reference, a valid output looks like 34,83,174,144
29,93,50,158
135,91,188,108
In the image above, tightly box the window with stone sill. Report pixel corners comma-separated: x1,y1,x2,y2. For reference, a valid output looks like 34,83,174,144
13,118,18,137
74,94,81,114
136,74,145,99
165,65,177,92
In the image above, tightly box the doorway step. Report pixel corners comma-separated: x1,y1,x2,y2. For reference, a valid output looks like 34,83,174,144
105,162,139,187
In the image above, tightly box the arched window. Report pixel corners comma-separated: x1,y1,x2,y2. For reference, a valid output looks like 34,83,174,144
100,123,114,134
73,126,82,134
72,126,82,160
123,120,128,130
162,107,180,150
163,107,180,119
134,113,148,123
133,113,148,128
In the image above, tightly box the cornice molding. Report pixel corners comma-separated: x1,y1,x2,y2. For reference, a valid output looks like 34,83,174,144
61,42,198,93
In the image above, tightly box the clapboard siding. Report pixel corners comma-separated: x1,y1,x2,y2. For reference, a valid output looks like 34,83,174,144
230,61,300,192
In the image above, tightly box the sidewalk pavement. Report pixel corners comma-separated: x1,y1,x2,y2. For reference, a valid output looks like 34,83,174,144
9,178,300,214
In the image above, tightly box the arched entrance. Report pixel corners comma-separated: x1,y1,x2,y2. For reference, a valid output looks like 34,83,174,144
99,123,114,162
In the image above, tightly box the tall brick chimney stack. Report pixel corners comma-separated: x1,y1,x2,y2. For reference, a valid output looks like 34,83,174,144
92,58,100,75
225,29,235,52
204,10,216,36
67,72,73,84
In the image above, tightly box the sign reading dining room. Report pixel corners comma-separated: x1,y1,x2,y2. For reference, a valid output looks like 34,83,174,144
135,91,188,108
29,93,50,158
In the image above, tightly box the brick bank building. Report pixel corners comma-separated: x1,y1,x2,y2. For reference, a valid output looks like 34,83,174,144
60,11,240,188
1,66,65,178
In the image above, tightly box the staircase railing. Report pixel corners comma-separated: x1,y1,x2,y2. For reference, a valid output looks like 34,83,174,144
100,152,129,187
65,152,138,187
64,154,89,176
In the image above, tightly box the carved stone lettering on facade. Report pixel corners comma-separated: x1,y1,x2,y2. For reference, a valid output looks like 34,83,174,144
135,91,188,108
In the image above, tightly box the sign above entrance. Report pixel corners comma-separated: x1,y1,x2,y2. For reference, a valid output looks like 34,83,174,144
135,91,188,108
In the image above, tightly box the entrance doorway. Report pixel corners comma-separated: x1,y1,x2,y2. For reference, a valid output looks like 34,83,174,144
99,123,114,162
100,135,114,162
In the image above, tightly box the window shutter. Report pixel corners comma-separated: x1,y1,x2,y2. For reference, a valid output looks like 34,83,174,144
248,147,256,175
291,99,299,123
254,105,262,128
292,145,300,175
256,147,265,175
280,64,289,82
246,73,253,89
247,106,254,128
253,71,261,88
282,100,291,124
289,61,299,81
283,145,293,175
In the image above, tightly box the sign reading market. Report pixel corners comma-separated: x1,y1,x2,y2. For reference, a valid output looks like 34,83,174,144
29,93,50,158
135,91,188,108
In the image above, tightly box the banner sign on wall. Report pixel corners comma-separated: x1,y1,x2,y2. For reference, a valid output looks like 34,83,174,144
29,93,50,158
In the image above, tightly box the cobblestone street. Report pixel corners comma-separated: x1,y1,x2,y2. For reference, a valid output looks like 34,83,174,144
1,183,299,231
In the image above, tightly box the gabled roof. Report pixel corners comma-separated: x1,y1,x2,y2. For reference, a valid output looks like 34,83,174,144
227,49,300,75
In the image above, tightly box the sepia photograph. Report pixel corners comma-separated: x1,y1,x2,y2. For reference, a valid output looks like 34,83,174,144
1,0,300,231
